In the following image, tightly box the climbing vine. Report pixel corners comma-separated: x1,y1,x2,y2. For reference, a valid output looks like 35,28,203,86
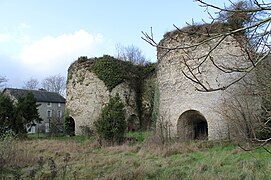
90,55,129,91
90,55,156,92
68,55,157,129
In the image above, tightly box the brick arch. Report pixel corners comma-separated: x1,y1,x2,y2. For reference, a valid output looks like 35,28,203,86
177,110,208,140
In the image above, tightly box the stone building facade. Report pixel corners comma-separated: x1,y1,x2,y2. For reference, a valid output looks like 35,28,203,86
3,88,66,133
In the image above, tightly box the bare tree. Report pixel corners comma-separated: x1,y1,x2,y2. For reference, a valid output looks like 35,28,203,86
23,78,39,90
142,0,271,148
41,74,66,96
0,76,7,90
142,0,271,92
116,44,147,65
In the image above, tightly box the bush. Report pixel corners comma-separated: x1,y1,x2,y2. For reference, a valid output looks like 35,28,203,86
94,94,126,145
0,92,41,137
48,118,64,137
79,126,93,138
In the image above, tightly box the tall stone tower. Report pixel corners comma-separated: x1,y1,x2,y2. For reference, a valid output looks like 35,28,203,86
157,24,260,140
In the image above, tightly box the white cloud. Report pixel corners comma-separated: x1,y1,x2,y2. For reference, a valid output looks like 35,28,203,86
0,33,11,42
18,35,31,44
19,29,104,76
19,23,30,30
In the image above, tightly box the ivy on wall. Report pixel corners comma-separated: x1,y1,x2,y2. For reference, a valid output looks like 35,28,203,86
68,55,157,129
90,55,156,92
90,55,129,91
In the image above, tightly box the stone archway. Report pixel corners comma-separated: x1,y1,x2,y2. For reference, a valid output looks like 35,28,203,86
177,110,208,140
127,114,140,132
67,117,75,136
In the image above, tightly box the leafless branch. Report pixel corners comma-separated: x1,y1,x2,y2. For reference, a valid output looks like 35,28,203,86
142,0,271,92
238,137,271,154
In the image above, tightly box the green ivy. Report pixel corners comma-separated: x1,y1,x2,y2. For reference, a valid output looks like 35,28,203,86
91,55,144,91
69,55,157,130
141,63,156,78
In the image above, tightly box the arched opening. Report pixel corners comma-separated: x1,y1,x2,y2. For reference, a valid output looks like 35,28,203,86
127,114,140,132
177,110,208,140
66,117,75,136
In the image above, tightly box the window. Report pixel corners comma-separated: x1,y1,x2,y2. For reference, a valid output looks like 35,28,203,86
47,110,52,118
57,110,62,118
58,103,61,107
47,102,51,107
29,126,36,133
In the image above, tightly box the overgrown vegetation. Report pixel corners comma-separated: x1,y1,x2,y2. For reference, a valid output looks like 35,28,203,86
0,92,41,137
69,55,156,130
90,55,155,91
91,55,128,91
94,94,126,145
163,1,254,45
1,133,271,179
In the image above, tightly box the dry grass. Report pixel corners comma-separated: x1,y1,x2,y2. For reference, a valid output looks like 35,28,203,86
1,134,271,179
163,22,231,40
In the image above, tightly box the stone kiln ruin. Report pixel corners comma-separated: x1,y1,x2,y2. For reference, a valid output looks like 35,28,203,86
66,56,155,135
157,24,261,140
66,24,262,140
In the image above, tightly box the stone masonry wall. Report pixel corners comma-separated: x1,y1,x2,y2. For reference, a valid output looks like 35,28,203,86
157,30,260,140
66,60,138,135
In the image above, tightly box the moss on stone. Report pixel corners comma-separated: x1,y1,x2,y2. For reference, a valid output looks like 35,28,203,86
90,55,130,91
90,55,156,92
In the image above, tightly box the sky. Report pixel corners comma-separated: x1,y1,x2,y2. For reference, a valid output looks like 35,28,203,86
0,0,231,88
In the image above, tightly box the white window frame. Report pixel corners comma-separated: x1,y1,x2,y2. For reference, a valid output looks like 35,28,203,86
57,110,62,118
58,103,61,107
45,123,49,133
28,126,36,133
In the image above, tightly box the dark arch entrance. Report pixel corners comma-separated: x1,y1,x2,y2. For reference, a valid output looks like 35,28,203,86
66,117,75,136
177,110,208,140
127,114,140,132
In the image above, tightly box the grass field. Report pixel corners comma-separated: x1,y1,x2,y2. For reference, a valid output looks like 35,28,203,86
1,132,271,179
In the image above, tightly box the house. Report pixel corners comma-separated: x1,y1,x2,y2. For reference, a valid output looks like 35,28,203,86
3,88,66,133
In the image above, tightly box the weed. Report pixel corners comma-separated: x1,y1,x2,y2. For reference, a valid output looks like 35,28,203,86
125,131,152,143
48,157,57,179
62,153,71,178
0,134,270,179
26,168,36,180
37,156,45,170
73,170,78,179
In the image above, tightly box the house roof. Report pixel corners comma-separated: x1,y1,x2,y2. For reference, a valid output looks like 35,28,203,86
3,88,66,103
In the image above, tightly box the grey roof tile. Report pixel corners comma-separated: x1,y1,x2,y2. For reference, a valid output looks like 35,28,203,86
4,88,66,103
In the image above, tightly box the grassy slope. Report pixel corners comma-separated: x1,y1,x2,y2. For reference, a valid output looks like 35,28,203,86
1,133,271,179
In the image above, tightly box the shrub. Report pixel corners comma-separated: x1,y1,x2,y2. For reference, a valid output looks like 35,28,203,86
48,118,64,137
79,126,93,138
94,94,126,145
0,92,41,137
